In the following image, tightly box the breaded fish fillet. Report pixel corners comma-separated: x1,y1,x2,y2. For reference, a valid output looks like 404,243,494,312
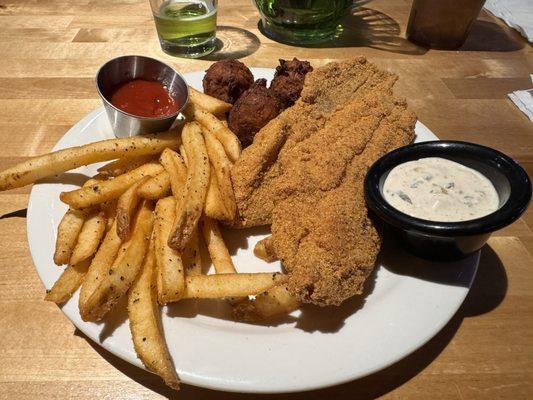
231,57,416,306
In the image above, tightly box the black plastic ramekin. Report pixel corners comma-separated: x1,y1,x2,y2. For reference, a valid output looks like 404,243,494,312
364,141,531,261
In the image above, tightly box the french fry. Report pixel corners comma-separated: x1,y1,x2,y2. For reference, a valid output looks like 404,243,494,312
79,218,122,320
200,217,235,273
202,128,236,220
116,176,150,240
53,176,103,265
232,284,299,322
84,176,105,187
44,257,92,304
188,86,232,116
176,143,203,285
168,122,210,252
0,132,180,191
154,197,185,304
204,165,230,220
184,103,241,162
174,152,188,181
182,228,201,276
183,273,283,299
100,199,117,232
254,236,278,263
97,155,156,177
82,200,154,322
60,162,164,209
159,148,187,197
138,171,171,200
127,238,180,390
179,144,188,167
69,211,106,265
53,208,90,265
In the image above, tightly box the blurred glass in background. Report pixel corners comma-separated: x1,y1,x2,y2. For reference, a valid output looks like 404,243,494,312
407,0,486,49
150,0,217,58
254,0,353,44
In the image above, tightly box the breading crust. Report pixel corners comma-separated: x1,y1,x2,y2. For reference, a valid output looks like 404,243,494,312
231,57,416,305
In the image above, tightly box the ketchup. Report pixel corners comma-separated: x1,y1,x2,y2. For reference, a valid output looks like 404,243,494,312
110,79,179,118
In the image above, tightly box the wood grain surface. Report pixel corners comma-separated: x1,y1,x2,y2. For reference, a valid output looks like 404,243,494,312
0,0,532,399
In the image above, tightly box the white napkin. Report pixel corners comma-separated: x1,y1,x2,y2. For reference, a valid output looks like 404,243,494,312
508,75,533,122
484,0,533,42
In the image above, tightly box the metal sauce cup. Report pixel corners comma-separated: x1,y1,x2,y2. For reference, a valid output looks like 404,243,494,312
96,55,189,137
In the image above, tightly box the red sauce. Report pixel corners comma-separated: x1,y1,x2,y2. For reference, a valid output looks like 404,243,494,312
110,79,179,118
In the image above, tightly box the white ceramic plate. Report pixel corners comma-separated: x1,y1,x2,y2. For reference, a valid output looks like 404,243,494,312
28,68,478,393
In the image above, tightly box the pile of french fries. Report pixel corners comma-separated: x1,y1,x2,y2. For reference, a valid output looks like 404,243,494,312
0,87,299,390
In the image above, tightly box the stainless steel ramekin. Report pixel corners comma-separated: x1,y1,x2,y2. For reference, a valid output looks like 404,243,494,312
96,55,189,137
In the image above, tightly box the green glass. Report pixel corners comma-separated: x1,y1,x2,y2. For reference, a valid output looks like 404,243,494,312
254,0,352,44
150,0,217,58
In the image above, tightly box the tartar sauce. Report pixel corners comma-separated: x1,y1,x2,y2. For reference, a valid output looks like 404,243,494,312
382,157,499,222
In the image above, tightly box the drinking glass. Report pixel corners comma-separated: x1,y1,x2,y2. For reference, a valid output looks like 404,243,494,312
406,0,485,49
149,0,217,58
254,0,353,44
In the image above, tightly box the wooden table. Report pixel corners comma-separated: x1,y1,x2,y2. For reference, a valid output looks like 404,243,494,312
0,0,532,398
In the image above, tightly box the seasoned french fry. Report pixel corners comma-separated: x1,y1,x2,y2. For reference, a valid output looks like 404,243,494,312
159,148,187,197
44,257,92,304
53,208,90,265
174,151,188,179
232,284,299,322
138,171,171,200
79,218,122,320
53,175,103,265
82,200,154,322
209,185,228,223
202,128,236,220
128,239,180,390
183,273,283,299
176,144,202,276
154,197,185,304
70,211,106,265
200,217,235,273
84,176,105,187
116,176,150,240
100,199,117,232
0,132,181,191
168,123,210,252
204,165,230,220
182,228,201,276
97,155,156,177
184,103,241,162
179,144,188,167
60,162,164,209
254,236,278,263
188,86,232,116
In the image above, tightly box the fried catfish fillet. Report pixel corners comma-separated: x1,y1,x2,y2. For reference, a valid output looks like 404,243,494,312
231,57,416,305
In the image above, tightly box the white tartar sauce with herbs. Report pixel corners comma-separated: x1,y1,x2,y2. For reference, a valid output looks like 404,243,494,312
382,157,499,222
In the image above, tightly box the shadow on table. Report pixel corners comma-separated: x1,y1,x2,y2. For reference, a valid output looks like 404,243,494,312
75,240,507,399
201,26,261,61
258,5,427,56
379,230,478,288
0,208,27,219
459,19,525,52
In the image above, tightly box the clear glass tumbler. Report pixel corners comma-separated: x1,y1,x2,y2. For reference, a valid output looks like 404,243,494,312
149,0,217,58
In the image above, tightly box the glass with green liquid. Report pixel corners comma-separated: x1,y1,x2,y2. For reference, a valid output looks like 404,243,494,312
254,0,352,44
150,0,217,58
